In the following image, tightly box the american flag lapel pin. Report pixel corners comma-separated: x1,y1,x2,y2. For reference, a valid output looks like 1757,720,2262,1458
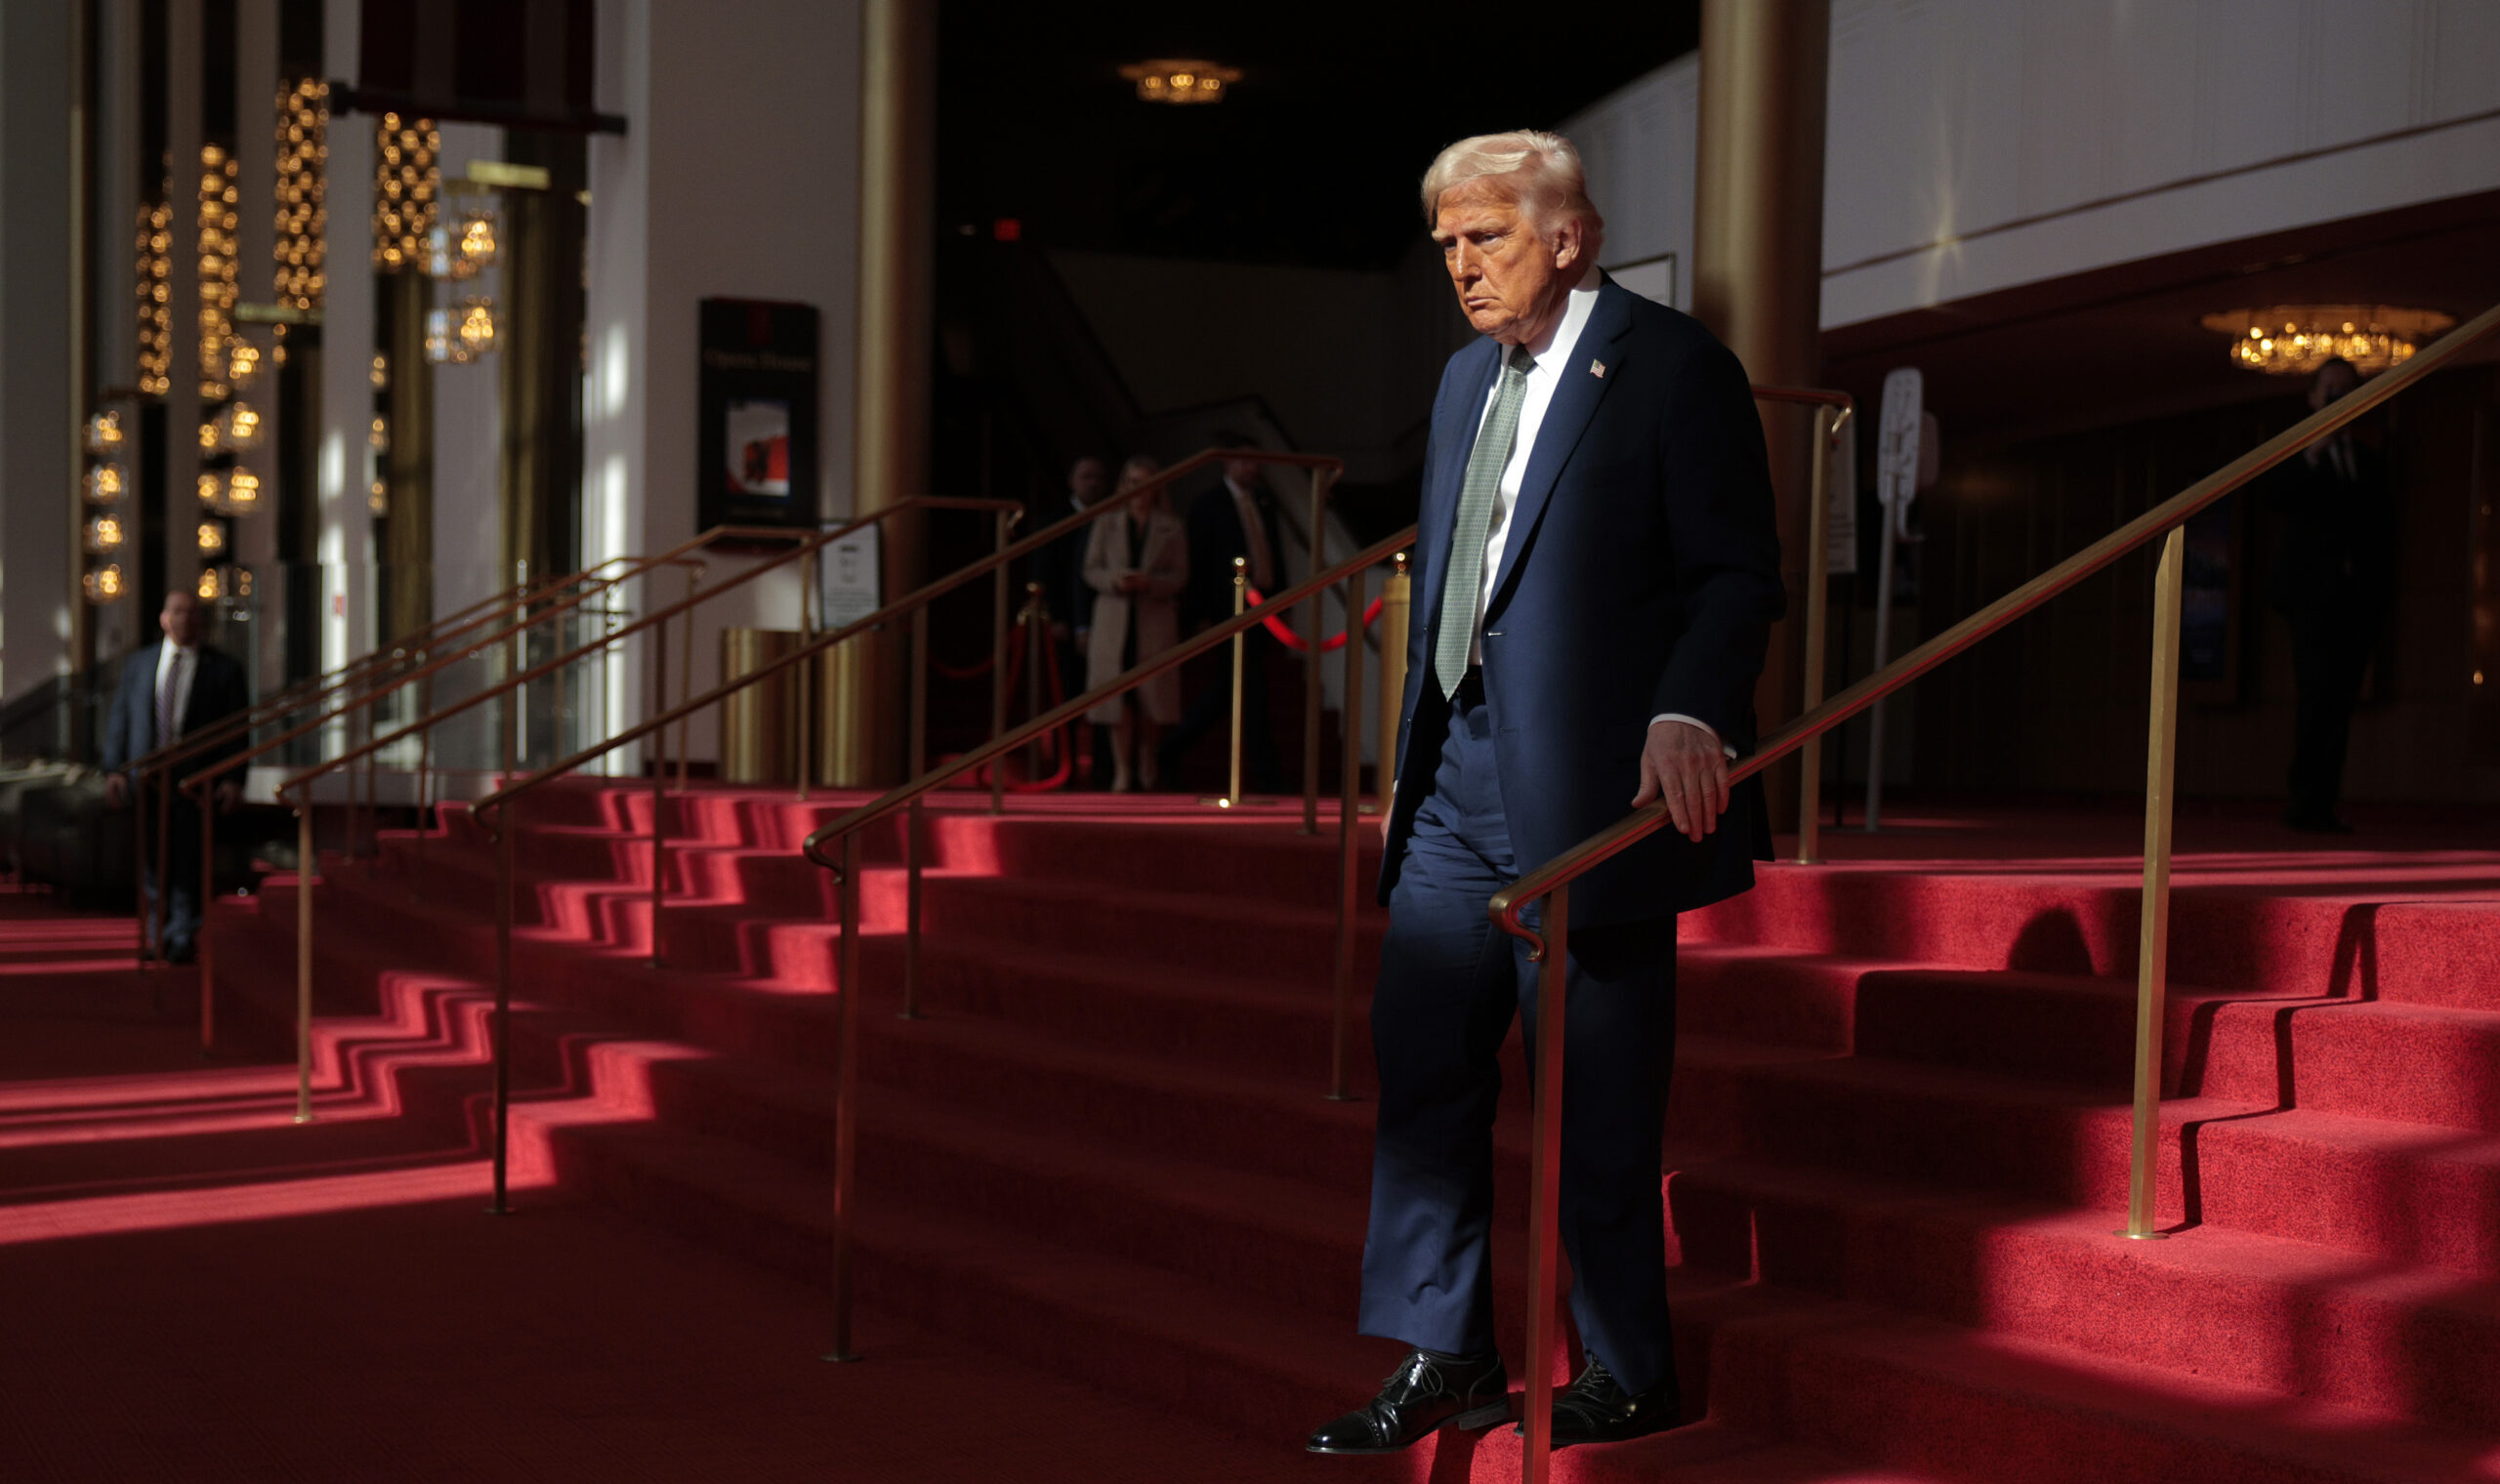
1590,359,1606,378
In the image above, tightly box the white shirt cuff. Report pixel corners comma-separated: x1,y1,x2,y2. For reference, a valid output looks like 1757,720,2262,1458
1649,713,1736,760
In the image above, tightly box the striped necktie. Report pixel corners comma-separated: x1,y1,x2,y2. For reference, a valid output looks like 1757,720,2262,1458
1434,350,1533,699
155,648,184,744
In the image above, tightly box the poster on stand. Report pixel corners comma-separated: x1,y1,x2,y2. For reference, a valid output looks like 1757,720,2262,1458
698,298,818,538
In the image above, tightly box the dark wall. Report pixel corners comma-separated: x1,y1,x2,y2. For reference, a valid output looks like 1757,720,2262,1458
1904,364,2500,805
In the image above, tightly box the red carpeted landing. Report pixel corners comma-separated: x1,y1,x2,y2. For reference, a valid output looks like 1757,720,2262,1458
12,789,2500,1483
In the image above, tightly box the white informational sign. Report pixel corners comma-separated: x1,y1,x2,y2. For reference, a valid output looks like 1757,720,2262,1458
1825,417,1858,577
820,521,881,631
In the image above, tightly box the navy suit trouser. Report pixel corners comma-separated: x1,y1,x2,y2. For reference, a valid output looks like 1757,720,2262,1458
1357,670,1678,1397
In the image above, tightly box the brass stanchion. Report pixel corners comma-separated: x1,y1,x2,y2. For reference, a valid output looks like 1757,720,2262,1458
1795,403,1835,865
1201,557,1249,809
490,801,515,1215
989,511,1013,816
901,606,928,1018
293,805,314,1124
1521,886,1570,1482
825,830,864,1363
1301,469,1328,835
2119,526,2187,1241
650,618,670,969
1376,555,1410,801
1327,562,1366,1101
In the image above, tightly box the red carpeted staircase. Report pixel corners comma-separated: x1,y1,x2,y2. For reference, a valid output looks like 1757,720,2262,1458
201,786,2500,1481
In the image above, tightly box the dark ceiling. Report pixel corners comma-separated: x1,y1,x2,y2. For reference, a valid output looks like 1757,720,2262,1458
938,1,1701,269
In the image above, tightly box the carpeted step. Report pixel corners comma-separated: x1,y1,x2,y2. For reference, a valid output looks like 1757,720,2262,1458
2369,901,2500,1010
2188,995,2500,1131
1668,1153,2500,1433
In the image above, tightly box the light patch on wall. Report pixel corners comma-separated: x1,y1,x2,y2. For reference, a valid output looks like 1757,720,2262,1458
599,322,631,421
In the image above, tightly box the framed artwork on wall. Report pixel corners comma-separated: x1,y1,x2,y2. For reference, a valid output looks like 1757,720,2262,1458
697,299,819,538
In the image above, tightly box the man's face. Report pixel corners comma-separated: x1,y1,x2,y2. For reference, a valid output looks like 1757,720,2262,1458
2310,361,2359,411
1432,179,1584,346
160,592,204,647
1069,458,1107,505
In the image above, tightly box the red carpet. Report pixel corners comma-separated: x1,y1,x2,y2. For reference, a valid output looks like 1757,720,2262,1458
8,791,2499,1481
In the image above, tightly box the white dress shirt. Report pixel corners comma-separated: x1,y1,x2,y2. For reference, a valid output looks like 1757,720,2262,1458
153,640,198,742
1461,265,1728,755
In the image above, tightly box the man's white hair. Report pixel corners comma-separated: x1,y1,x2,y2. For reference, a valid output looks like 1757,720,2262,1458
1420,130,1605,254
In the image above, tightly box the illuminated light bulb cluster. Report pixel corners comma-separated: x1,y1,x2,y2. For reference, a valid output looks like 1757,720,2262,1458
134,199,172,396
1119,59,1240,104
198,144,240,399
82,407,128,603
373,112,441,271
196,467,262,518
2200,306,2458,377
274,78,329,310
228,340,261,389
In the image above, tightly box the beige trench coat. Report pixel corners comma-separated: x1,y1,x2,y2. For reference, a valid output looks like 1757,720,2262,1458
1082,506,1188,724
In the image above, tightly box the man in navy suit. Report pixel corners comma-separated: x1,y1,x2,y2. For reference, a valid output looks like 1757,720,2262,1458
102,588,251,963
1308,131,1781,1456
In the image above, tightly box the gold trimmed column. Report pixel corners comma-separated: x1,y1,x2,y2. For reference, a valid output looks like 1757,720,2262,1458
839,0,937,786
1693,0,1829,829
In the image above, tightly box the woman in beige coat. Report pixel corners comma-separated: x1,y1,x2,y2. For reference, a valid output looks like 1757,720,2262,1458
1083,455,1188,791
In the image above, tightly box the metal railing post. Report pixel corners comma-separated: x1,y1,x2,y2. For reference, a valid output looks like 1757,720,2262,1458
650,616,670,969
1023,583,1047,782
1521,884,1570,1484
491,802,515,1215
1226,558,1246,806
154,768,170,969
1376,555,1410,804
413,667,435,892
2120,525,2188,1241
293,804,313,1124
826,830,864,1362
989,510,1013,816
800,547,818,802
1327,560,1365,1101
902,605,929,1019
678,567,696,793
1302,469,1327,834
1797,403,1836,865
198,778,218,1040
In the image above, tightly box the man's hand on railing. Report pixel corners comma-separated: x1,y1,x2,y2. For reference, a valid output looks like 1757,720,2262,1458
1634,719,1729,844
214,779,240,813
104,772,127,808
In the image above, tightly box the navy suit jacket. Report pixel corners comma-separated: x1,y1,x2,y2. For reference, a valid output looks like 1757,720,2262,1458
1380,276,1783,928
102,640,252,779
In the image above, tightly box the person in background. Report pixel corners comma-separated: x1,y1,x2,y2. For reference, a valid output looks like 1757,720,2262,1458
101,588,251,963
2271,355,2396,835
1042,454,1111,785
1082,456,1188,792
1157,433,1288,793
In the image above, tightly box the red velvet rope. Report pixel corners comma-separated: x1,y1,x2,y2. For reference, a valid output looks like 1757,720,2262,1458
1242,588,1387,653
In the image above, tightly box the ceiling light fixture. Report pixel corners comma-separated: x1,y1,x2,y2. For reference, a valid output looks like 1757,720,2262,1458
1119,59,1240,104
2199,305,2456,376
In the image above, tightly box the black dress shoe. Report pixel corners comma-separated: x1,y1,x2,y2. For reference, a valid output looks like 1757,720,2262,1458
1519,1356,1680,1449
1306,1347,1510,1455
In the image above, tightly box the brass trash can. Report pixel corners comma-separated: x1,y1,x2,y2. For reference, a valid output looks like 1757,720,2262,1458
720,628,805,785
816,633,875,788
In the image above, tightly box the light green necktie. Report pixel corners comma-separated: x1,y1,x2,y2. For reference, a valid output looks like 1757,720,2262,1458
1435,350,1533,698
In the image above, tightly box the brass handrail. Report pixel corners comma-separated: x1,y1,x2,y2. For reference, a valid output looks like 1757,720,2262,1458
1487,299,2500,1484
791,523,1417,1361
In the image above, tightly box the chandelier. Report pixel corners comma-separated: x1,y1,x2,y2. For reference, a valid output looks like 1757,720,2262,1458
2200,306,2456,376
1119,59,1240,104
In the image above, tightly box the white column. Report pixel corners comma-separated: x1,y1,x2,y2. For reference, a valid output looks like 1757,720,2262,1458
316,0,373,672
0,0,76,706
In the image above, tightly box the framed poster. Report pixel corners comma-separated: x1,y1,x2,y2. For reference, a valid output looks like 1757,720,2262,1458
698,299,819,536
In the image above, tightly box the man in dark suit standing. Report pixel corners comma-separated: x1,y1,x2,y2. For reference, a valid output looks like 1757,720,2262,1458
1307,131,1780,1456
102,588,251,962
1156,434,1288,792
2270,356,2394,835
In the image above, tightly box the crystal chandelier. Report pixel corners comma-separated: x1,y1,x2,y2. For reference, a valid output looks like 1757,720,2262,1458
2200,306,2457,376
